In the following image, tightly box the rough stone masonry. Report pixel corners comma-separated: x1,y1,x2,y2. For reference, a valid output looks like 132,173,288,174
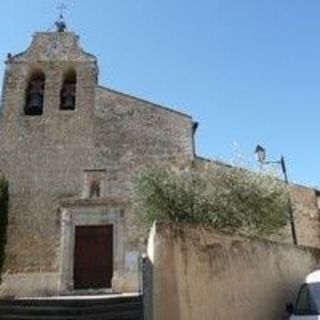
0,29,194,297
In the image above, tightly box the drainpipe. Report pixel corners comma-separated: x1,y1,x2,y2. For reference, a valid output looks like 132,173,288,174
192,121,199,158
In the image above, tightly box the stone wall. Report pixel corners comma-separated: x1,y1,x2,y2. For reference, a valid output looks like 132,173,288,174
147,224,320,320
291,184,320,247
194,157,320,248
0,31,194,296
93,86,194,275
0,35,97,296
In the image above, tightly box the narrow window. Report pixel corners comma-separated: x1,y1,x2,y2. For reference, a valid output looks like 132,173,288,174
25,70,45,116
60,69,76,110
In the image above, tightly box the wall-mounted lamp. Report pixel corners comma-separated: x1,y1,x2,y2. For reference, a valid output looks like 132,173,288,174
254,145,297,245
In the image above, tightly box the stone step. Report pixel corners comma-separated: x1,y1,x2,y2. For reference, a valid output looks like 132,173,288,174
0,303,142,319
0,310,142,320
0,295,143,320
0,295,141,307
0,301,142,315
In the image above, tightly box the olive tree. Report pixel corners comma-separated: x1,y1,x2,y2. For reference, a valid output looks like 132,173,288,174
132,164,289,237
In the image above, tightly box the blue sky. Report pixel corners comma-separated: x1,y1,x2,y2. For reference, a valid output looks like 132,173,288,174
1,0,320,187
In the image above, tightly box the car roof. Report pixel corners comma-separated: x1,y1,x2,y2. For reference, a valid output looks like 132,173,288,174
306,270,320,283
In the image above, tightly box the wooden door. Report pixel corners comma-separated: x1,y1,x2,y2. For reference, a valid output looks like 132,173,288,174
74,225,113,290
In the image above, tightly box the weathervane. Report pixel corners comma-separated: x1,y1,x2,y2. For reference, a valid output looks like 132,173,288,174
58,2,67,19
55,2,68,32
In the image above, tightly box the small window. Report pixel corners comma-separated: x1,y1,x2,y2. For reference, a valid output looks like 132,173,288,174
83,170,106,199
25,70,45,116
60,69,76,110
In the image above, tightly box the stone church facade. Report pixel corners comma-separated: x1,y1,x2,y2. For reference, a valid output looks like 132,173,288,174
1,25,320,298
0,28,194,297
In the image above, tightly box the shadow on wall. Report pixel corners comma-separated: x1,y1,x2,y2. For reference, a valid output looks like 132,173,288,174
143,223,320,320
0,175,8,281
142,255,153,320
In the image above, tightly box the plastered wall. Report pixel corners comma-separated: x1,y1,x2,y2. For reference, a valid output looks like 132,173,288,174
148,224,320,320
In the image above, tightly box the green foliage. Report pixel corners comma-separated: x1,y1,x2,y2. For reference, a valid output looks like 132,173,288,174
132,165,289,236
0,175,8,277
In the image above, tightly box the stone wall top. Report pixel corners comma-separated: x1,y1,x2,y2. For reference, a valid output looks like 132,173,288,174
96,86,193,120
148,224,320,320
9,32,96,63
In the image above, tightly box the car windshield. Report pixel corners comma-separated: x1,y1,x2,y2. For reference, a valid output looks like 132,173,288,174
295,283,320,315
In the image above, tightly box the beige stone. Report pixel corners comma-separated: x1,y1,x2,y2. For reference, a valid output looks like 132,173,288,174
148,224,320,320
0,30,193,297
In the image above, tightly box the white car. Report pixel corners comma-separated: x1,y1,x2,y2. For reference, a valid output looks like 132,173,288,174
287,270,320,319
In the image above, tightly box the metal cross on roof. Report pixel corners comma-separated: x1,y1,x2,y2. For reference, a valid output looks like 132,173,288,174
57,2,67,19
55,2,68,32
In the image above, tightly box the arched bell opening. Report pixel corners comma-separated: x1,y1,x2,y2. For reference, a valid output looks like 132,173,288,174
24,70,45,116
60,69,77,110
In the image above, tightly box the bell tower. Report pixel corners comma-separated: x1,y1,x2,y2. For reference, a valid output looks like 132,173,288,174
1,20,97,123
0,19,99,163
0,21,99,293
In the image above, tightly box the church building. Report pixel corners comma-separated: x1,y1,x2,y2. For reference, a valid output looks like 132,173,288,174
1,18,320,299
0,21,195,297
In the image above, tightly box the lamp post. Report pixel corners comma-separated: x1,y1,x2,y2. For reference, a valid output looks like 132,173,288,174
254,145,298,245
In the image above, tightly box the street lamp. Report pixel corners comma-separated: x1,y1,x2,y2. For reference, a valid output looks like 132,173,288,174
254,145,298,245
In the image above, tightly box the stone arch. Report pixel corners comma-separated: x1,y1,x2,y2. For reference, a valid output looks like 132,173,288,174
60,68,77,110
24,69,45,116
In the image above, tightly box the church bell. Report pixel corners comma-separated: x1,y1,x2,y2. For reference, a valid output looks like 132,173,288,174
28,92,43,108
62,94,75,109
25,92,43,115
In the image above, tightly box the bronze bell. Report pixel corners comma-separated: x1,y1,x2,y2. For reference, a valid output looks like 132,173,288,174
63,94,75,109
25,92,43,115
28,92,43,109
